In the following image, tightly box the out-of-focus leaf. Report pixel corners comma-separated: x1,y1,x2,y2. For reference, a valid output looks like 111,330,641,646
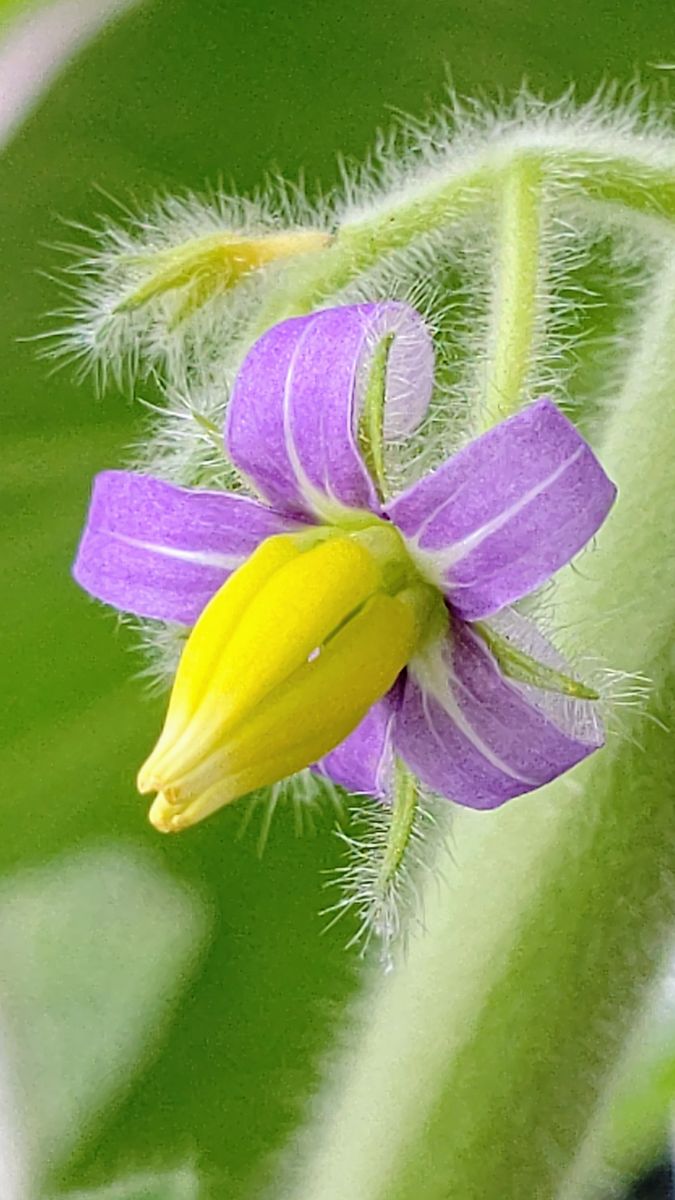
0,1025,30,1200
0,848,208,1185
0,0,34,29
610,1053,675,1179
560,971,675,1197
51,1165,201,1200
0,0,143,148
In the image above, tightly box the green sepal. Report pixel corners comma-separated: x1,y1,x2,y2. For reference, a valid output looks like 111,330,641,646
473,620,599,700
358,334,394,499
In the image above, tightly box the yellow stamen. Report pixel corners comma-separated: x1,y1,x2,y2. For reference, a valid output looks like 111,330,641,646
137,533,302,788
140,524,442,832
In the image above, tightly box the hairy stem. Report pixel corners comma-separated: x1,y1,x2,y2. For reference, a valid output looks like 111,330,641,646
249,166,494,336
549,151,675,222
481,155,543,427
245,142,675,345
277,262,675,1200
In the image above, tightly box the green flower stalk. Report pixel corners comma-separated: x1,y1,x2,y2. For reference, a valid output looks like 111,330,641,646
62,88,675,1197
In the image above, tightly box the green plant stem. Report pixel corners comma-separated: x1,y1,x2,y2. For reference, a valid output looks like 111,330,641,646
244,144,675,344
279,261,675,1200
248,166,494,337
481,155,543,428
549,151,675,220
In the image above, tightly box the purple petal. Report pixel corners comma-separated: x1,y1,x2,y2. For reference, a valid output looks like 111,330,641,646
73,470,304,624
315,700,395,798
387,397,616,620
226,302,434,520
394,611,603,809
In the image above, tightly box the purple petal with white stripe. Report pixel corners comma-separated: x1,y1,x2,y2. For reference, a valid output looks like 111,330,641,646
315,700,395,798
387,397,616,621
73,470,304,624
226,302,434,521
394,612,603,809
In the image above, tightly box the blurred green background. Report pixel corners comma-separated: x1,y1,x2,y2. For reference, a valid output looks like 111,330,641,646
2,0,675,1196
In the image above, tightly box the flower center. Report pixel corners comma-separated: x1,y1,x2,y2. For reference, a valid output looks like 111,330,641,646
138,519,445,832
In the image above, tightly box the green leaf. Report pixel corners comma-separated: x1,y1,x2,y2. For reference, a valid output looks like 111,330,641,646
51,1166,201,1200
0,0,35,28
559,985,675,1197
0,0,144,151
0,848,208,1182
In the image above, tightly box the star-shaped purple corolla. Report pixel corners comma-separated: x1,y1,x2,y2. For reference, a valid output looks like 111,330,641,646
74,302,616,812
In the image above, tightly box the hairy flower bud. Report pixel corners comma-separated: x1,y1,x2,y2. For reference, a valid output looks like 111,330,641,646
117,228,332,322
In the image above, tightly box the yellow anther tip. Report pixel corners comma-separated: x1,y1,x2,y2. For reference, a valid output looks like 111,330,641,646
136,762,159,795
148,792,184,834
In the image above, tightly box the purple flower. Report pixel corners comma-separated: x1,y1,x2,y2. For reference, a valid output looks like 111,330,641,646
73,302,616,830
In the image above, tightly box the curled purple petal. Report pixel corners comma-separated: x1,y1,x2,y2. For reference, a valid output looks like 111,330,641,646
387,397,617,620
393,611,603,809
315,700,395,798
73,471,304,624
226,302,434,521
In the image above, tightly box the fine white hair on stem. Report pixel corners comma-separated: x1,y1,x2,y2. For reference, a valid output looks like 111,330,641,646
131,378,242,489
130,616,188,694
47,83,675,400
41,179,335,391
323,791,453,967
499,578,661,754
337,223,493,493
337,80,675,231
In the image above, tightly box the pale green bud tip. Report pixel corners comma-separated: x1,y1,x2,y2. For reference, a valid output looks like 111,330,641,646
115,228,332,320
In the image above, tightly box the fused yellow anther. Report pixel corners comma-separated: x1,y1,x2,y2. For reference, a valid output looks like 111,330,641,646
139,524,440,833
117,229,332,321
138,533,302,788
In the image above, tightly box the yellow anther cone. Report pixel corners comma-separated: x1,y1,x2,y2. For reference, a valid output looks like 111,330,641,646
139,526,438,833
137,534,302,787
150,589,424,833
